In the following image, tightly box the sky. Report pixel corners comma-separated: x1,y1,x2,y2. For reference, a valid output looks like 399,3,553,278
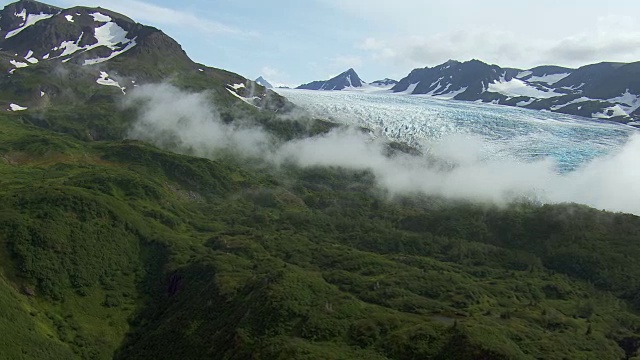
14,0,640,86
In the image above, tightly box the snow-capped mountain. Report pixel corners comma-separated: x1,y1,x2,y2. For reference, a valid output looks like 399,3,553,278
0,0,289,114
255,76,273,89
297,68,365,90
0,0,188,74
392,59,640,123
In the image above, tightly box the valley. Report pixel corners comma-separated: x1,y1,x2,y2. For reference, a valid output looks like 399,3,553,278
0,1,639,359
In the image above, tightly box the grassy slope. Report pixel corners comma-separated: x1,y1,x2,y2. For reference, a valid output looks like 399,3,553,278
0,112,640,359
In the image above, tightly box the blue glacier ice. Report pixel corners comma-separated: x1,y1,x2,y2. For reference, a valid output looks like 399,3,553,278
278,89,636,173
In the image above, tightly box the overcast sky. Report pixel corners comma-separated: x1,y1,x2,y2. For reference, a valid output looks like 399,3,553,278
17,0,640,86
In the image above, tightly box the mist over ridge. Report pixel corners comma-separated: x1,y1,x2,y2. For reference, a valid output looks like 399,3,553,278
124,83,640,216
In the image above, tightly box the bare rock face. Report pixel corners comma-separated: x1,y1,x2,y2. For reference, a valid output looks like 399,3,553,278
297,68,365,91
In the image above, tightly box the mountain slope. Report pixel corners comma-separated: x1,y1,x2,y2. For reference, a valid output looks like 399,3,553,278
1,1,640,360
2,113,640,359
392,59,640,123
297,68,365,90
0,0,292,128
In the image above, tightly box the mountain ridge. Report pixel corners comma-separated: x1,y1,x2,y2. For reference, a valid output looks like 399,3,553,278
0,0,292,119
1,1,640,360
296,59,640,124
297,68,365,90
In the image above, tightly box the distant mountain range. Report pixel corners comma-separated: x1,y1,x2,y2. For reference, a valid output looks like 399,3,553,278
296,60,640,124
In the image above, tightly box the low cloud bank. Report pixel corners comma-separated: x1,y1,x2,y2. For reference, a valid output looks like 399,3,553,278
124,84,640,215
125,83,271,158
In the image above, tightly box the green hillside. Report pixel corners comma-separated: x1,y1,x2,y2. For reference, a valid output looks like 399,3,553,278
1,110,640,359
0,1,639,359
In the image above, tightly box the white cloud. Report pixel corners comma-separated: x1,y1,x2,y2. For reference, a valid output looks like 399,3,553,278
125,83,640,216
358,17,640,71
56,0,252,37
321,0,640,69
542,16,640,64
125,83,270,158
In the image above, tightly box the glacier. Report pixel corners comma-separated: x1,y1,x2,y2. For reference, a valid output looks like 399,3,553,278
277,89,636,173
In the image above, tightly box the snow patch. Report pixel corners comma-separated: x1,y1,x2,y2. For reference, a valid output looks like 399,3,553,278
58,40,83,57
516,71,532,79
226,88,258,108
65,14,74,22
9,103,27,111
9,60,28,68
42,53,50,59
516,98,535,107
15,9,26,22
6,12,54,38
607,90,640,115
563,83,585,91
429,77,445,89
433,83,451,95
40,91,45,97
24,50,38,64
527,73,570,85
401,83,419,94
230,83,246,90
96,71,126,94
433,86,468,100
83,39,137,65
550,97,592,111
52,21,136,64
94,22,130,48
91,12,112,22
487,77,561,99
593,105,628,119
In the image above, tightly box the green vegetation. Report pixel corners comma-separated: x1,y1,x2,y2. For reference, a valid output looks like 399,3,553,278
0,2,638,357
0,112,640,360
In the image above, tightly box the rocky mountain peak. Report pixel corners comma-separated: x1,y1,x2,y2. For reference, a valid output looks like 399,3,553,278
297,68,364,91
255,76,273,88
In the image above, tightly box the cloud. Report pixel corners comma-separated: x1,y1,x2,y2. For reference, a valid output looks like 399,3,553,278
56,0,252,37
320,0,640,69
276,126,640,215
359,20,640,70
543,17,640,64
124,83,271,158
123,83,640,216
